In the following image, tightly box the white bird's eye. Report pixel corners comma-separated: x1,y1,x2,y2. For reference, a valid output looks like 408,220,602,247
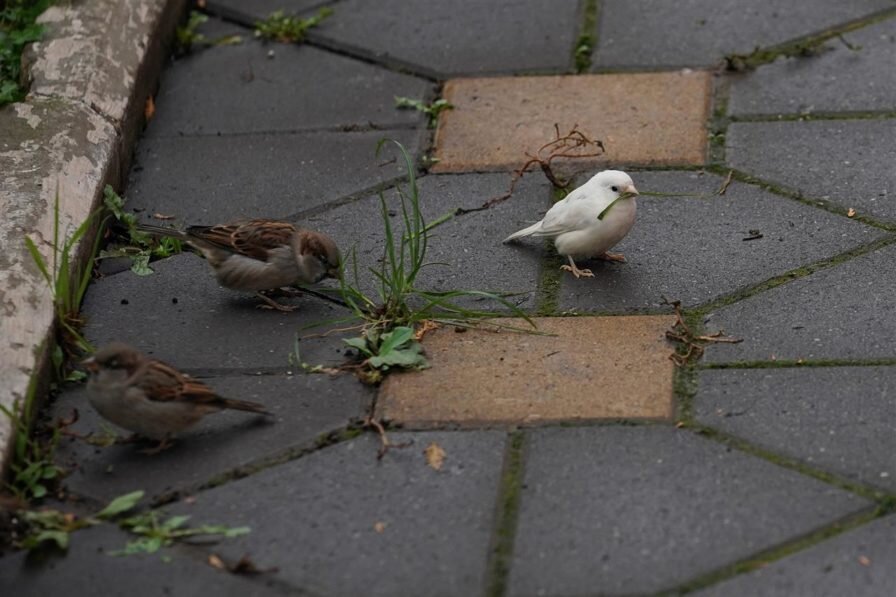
611,185,619,192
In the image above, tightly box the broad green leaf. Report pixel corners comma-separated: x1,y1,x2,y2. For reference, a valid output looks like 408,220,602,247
342,337,372,356
130,251,154,276
377,326,414,355
95,490,144,520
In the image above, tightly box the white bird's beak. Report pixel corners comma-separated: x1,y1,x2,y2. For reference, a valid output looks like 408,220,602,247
619,184,639,199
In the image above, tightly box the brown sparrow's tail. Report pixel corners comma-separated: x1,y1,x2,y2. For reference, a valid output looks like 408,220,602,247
216,397,271,415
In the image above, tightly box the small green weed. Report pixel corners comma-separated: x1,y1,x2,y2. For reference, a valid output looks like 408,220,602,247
175,10,242,56
0,0,50,106
394,96,453,128
255,7,332,43
99,185,182,276
0,399,61,502
113,510,249,556
298,139,535,384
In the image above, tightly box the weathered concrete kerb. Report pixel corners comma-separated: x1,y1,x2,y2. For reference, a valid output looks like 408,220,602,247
0,0,186,476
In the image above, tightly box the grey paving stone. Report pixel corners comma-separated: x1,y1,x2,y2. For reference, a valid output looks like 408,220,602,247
694,515,896,597
169,431,506,596
696,368,896,492
556,171,882,313
310,0,581,77
704,243,896,363
593,0,894,69
126,128,422,223
207,0,327,24
727,120,896,222
304,172,552,311
82,253,353,370
52,373,370,503
729,17,896,116
145,39,427,137
508,426,871,596
0,523,278,597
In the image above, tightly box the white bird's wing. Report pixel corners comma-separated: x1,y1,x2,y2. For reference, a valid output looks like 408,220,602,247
534,186,606,237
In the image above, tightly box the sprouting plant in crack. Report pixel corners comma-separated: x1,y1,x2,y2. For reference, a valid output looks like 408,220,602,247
394,96,453,128
456,124,605,215
0,397,63,502
175,10,242,56
254,7,332,43
99,185,182,276
295,139,536,386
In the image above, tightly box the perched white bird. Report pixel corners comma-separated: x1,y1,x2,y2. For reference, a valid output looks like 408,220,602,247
503,170,639,278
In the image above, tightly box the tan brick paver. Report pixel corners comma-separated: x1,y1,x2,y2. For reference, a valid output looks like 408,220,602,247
432,71,711,172
378,316,675,426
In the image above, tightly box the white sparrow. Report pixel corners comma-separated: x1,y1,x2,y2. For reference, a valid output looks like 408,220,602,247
83,343,270,453
138,219,341,311
503,170,639,278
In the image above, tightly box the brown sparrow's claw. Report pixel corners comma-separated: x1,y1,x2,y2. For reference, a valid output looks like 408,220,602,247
597,251,626,263
255,292,299,312
140,437,175,455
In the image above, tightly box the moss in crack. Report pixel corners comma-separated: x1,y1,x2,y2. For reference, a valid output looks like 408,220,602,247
700,358,896,370
572,0,598,73
694,234,896,316
690,425,892,503
730,110,896,123
708,78,730,165
535,249,564,316
673,507,882,594
485,431,526,597
705,165,896,232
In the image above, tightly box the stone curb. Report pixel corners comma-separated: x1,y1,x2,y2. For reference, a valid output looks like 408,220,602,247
0,0,186,477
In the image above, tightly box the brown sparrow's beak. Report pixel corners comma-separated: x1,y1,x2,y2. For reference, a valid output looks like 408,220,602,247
326,266,341,279
81,356,99,374
619,184,639,200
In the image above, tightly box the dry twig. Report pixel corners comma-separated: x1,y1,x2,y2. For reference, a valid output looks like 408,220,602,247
662,298,742,366
717,170,734,195
363,416,412,460
456,124,605,215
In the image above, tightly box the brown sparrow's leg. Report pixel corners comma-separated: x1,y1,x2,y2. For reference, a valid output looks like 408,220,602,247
140,436,175,455
255,292,299,312
597,251,626,263
560,256,594,279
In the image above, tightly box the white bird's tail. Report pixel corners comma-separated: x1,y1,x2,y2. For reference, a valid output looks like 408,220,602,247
503,221,543,243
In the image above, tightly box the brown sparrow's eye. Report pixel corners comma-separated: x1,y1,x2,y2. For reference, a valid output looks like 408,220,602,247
611,185,619,192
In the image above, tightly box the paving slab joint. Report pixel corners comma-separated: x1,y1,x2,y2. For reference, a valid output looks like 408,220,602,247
707,165,896,231
700,358,896,370
670,506,883,595
730,110,896,123
572,0,599,73
484,430,526,597
707,76,731,165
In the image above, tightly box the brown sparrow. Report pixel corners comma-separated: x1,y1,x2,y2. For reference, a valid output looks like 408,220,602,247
138,219,341,311
83,343,270,453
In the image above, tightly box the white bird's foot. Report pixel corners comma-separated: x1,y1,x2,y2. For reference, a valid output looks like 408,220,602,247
597,251,626,263
140,437,175,455
255,292,299,312
560,257,594,279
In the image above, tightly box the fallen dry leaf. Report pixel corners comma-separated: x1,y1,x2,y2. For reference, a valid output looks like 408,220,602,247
144,96,155,121
373,521,386,533
208,554,226,570
858,555,871,566
209,553,276,575
847,208,857,218
424,442,446,471
152,213,175,220
415,320,441,341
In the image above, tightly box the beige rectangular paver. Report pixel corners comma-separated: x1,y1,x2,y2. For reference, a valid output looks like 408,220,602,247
432,71,711,172
378,316,676,426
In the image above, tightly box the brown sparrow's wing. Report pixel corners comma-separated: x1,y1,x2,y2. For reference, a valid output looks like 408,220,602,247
139,360,270,414
186,220,296,261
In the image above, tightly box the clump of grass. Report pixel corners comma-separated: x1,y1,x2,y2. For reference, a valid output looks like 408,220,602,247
298,139,535,384
99,185,182,276
0,0,50,106
394,96,453,128
255,7,332,43
0,396,61,502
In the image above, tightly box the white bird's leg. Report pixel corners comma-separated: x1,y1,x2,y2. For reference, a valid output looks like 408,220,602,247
140,436,175,455
255,292,299,312
560,256,594,279
597,251,626,263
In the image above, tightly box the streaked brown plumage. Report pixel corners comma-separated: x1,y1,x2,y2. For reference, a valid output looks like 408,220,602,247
84,343,270,452
138,219,341,311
